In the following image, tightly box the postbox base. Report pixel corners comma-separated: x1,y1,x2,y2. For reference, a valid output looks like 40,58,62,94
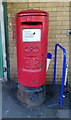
17,83,46,107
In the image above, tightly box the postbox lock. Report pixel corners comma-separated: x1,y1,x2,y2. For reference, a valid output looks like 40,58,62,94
33,32,35,35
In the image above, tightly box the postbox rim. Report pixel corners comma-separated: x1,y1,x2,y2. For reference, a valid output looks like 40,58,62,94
16,9,48,17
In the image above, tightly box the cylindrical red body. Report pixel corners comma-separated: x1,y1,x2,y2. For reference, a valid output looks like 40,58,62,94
16,10,49,87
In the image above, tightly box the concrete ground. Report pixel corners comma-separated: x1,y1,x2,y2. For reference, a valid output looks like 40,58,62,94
2,81,71,119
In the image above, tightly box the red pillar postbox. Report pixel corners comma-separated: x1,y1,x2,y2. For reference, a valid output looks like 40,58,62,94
16,9,49,107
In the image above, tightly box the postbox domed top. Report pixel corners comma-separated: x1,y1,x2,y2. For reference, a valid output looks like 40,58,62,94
16,9,48,17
